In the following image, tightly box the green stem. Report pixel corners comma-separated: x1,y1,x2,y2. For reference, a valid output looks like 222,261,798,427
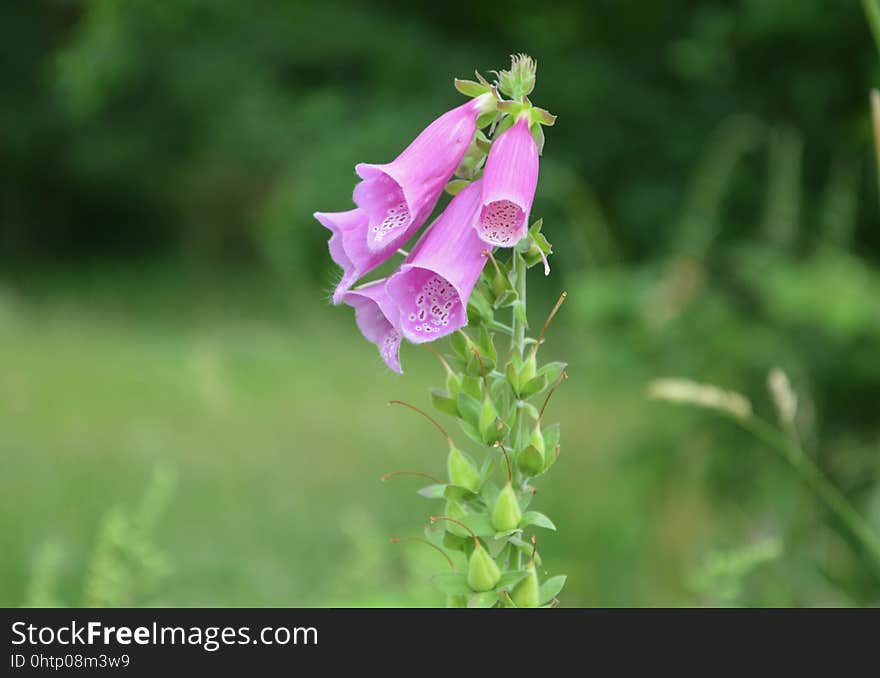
743,416,880,577
488,320,514,335
511,252,528,463
512,252,527,356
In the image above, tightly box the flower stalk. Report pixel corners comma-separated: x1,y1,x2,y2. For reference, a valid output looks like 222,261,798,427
319,55,565,607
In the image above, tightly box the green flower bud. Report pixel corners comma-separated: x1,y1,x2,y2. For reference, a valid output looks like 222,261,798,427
519,353,537,384
467,543,501,592
491,483,522,532
495,54,537,101
517,426,545,476
511,566,539,608
448,447,481,492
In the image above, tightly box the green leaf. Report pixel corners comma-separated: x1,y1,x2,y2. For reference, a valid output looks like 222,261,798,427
476,112,497,129
442,531,468,551
443,485,478,501
430,389,459,417
528,218,544,236
517,445,544,477
480,480,500,507
538,362,567,384
450,331,472,359
459,376,483,402
493,289,519,309
494,114,515,137
417,484,447,499
531,123,545,155
467,289,494,325
519,374,548,398
454,78,490,98
493,528,523,540
431,573,472,596
543,445,560,473
506,361,521,394
477,324,497,367
531,107,556,126
444,179,471,196
521,511,556,531
539,575,567,605
496,570,529,589
489,377,507,402
509,536,543,567
468,591,498,608
541,423,561,453
519,401,540,420
458,419,484,446
518,487,535,511
478,398,501,445
456,391,482,427
461,512,495,537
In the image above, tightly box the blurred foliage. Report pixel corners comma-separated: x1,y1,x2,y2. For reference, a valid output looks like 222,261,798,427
21,464,176,608
1,1,880,606
1,0,877,272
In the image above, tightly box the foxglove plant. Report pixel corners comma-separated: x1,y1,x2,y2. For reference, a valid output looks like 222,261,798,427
317,55,566,607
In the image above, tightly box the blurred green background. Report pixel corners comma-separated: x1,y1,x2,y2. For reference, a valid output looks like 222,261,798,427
2,0,879,607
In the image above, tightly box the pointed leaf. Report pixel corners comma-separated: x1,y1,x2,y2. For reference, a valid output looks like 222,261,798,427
541,423,561,453
521,511,556,531
496,570,529,589
455,78,490,98
539,575,567,605
431,389,459,417
458,418,484,446
417,484,447,499
443,484,478,501
519,374,548,398
461,512,495,537
456,391,482,427
445,179,471,196
537,362,567,384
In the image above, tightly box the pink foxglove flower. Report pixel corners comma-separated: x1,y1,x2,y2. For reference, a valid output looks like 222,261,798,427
354,94,493,254
474,115,539,247
386,180,487,343
343,279,403,374
314,208,390,305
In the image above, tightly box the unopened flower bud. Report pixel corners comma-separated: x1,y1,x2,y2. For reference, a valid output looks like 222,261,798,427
511,567,539,608
491,483,522,532
491,443,522,531
447,447,481,492
467,542,501,592
517,430,546,477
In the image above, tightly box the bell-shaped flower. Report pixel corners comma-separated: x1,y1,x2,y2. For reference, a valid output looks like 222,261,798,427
314,208,393,305
386,180,487,343
474,114,539,247
343,279,403,374
354,94,494,255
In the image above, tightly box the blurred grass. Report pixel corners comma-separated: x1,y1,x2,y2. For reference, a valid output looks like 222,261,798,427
3,264,875,607
0,266,716,607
